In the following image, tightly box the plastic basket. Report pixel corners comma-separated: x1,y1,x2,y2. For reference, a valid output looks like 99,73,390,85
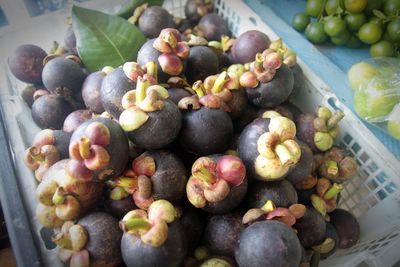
0,0,399,266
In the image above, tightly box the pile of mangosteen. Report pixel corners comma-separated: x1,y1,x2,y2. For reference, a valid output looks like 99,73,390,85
9,0,361,266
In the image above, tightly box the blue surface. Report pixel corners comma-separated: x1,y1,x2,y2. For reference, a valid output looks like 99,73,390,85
244,0,400,160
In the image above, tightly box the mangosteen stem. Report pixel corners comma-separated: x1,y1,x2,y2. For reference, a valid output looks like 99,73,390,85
325,160,339,177
195,167,215,184
327,111,344,130
110,186,129,201
311,194,327,216
193,81,205,97
136,77,150,104
310,252,321,267
78,137,91,160
260,200,275,213
28,147,45,163
211,71,229,94
162,31,177,48
208,41,222,50
323,183,343,200
52,233,72,249
121,218,152,232
254,53,264,72
114,177,138,190
52,187,66,205
275,144,294,166
146,61,158,80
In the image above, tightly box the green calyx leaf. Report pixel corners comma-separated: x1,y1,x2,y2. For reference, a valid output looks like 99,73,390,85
117,0,164,19
72,5,146,73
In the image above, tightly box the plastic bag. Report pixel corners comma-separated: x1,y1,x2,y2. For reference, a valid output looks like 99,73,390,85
347,58,400,140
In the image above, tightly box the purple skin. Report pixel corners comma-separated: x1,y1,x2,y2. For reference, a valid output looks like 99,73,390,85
138,6,176,39
329,209,360,249
137,39,169,83
100,67,136,119
42,57,87,96
62,109,93,133
235,220,302,267
296,113,318,152
321,223,339,259
8,44,47,84
70,117,129,181
231,30,271,64
227,89,248,120
293,206,326,248
104,194,137,219
185,46,219,84
198,13,231,41
184,0,213,24
286,140,313,185
121,221,187,267
203,212,244,257
78,212,122,267
233,104,259,133
291,64,304,95
82,71,106,114
246,63,294,108
246,179,298,209
179,107,234,156
52,130,72,159
180,205,206,253
167,88,192,105
32,95,75,130
127,100,182,150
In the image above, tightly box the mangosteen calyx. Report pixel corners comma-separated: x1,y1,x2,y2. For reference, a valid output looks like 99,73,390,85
119,69,170,132
52,221,90,266
208,35,235,53
254,115,302,180
242,200,306,227
128,3,148,24
310,178,343,217
119,200,178,247
67,121,112,181
108,155,156,210
24,129,60,182
186,155,246,208
152,28,190,76
318,147,358,182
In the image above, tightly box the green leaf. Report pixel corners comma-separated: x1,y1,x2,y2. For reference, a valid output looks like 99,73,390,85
373,9,386,19
117,0,164,19
72,5,146,73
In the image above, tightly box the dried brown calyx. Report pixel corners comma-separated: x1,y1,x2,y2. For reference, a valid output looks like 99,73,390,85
255,116,302,180
53,221,90,267
186,155,246,208
310,178,343,217
68,122,112,181
24,129,60,182
152,28,190,76
167,76,196,95
107,155,156,210
243,200,306,227
119,200,178,247
317,146,358,183
119,65,170,132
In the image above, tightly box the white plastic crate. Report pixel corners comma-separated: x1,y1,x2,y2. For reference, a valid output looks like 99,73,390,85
0,0,399,266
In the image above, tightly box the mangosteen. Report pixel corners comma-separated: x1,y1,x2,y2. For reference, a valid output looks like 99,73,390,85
199,256,237,267
238,115,301,182
233,103,258,133
198,14,230,41
186,155,247,214
246,179,298,209
329,209,360,249
24,129,71,181
137,39,168,83
32,94,74,129
286,140,314,185
178,95,233,156
104,190,137,219
203,212,244,257
120,200,187,267
82,71,106,114
235,220,302,267
52,212,122,267
296,106,344,152
231,30,271,64
8,44,47,84
185,0,214,24
137,6,175,39
317,146,358,183
293,206,326,248
314,222,339,259
185,46,219,84
35,160,104,228
108,150,187,210
291,63,304,94
68,117,129,182
42,57,86,96
100,66,136,119
62,109,93,133
181,205,206,253
119,73,182,150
